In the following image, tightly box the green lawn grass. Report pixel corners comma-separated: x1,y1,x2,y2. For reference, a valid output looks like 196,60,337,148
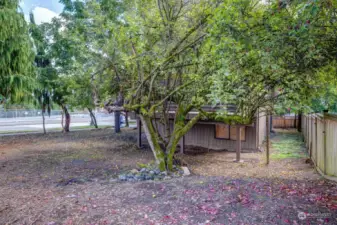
0,125,113,134
271,132,307,159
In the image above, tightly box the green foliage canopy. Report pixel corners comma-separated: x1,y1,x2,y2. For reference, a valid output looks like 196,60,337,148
0,0,35,104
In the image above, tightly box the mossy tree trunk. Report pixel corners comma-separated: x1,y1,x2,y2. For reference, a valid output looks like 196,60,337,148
139,104,202,171
165,105,202,170
122,1,214,171
139,114,166,171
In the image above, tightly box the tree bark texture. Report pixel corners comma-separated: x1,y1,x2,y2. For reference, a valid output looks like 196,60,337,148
88,108,98,128
139,104,202,171
62,105,70,132
42,111,46,134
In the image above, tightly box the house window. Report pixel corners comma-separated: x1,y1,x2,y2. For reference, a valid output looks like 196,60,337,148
215,124,246,141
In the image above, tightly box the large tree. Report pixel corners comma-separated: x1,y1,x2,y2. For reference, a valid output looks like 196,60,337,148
65,73,99,128
0,0,35,104
208,0,337,116
45,0,126,130
122,0,222,171
29,14,58,134
30,0,337,171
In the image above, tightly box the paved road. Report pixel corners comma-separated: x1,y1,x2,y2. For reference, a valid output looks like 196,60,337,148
0,114,115,133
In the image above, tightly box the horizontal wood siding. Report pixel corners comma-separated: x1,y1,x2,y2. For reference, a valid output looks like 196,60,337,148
183,123,257,151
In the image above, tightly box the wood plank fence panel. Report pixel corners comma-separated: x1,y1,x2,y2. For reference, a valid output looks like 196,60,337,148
302,115,307,142
273,116,299,128
312,117,317,164
326,119,337,176
302,113,337,179
316,117,324,171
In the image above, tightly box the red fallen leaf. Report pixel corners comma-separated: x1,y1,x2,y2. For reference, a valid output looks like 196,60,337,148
206,207,218,215
136,219,155,225
221,185,234,191
209,188,216,193
237,194,250,205
110,209,118,214
284,219,290,224
198,205,218,215
101,220,109,225
288,190,297,195
330,204,337,209
184,189,198,195
64,219,73,225
179,214,188,220
160,215,177,224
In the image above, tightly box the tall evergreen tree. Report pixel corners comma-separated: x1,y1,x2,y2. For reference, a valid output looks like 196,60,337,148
0,0,35,104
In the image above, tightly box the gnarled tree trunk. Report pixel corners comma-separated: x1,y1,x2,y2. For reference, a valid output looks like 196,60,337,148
61,105,70,132
139,114,166,171
139,104,202,171
88,108,98,128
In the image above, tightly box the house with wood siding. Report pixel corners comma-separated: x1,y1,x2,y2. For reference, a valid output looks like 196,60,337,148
135,106,267,159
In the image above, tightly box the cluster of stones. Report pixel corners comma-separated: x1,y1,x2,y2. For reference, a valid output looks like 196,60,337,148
118,167,184,182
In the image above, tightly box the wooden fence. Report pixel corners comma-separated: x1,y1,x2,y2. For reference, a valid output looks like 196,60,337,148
302,113,337,178
272,115,299,128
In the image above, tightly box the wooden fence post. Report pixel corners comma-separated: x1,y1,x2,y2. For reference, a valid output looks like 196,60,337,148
236,126,242,162
307,116,309,149
315,117,318,166
266,115,270,165
310,116,313,158
323,114,327,174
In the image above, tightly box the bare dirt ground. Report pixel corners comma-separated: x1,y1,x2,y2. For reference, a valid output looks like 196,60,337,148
0,128,336,224
182,129,320,181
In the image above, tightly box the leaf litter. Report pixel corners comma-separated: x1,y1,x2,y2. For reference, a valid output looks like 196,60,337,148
0,129,336,224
